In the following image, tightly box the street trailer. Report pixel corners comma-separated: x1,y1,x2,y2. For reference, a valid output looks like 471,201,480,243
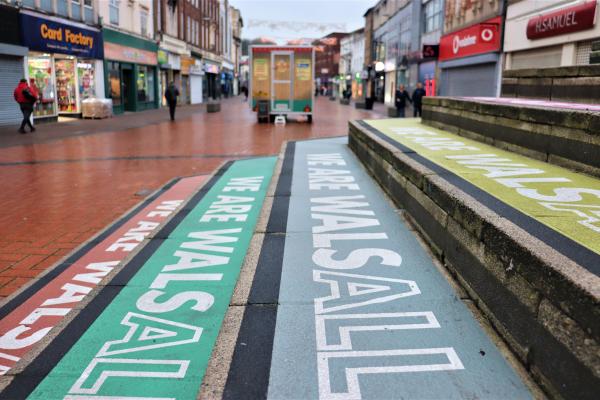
250,45,315,123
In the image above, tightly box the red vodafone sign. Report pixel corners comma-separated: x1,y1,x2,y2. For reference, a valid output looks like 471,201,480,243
527,1,597,40
440,16,502,61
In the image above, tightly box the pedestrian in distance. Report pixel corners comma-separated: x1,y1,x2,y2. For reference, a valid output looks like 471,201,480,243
412,82,427,117
164,81,180,121
241,84,249,101
13,78,38,134
395,84,411,118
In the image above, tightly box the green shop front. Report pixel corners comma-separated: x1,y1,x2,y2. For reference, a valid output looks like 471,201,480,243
103,29,159,114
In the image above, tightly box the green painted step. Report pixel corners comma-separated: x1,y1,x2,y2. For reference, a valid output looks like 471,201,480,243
28,157,276,400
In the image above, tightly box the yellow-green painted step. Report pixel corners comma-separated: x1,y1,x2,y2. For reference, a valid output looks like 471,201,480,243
365,118,600,256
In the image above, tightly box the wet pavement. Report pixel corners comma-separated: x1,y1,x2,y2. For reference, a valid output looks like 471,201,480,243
0,97,385,298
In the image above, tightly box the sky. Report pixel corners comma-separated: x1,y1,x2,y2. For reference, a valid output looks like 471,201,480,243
228,0,376,43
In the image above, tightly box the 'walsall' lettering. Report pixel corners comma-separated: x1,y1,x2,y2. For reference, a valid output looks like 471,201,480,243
390,126,600,234
0,198,186,376
64,174,267,397
306,153,464,399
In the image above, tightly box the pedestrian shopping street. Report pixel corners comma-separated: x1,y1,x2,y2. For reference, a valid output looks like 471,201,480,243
0,97,384,298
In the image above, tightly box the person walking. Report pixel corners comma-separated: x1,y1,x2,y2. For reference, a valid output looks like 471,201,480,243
394,84,411,118
241,84,248,101
412,82,427,117
13,79,37,134
164,81,179,121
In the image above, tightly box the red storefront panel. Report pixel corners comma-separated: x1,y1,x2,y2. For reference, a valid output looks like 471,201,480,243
527,1,597,40
439,16,502,61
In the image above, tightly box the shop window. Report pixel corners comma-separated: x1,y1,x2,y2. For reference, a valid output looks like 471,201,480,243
21,0,35,8
140,9,148,37
40,0,53,12
55,58,78,113
108,62,121,106
57,0,68,16
109,0,119,26
28,54,56,117
137,66,155,103
77,60,95,100
147,70,155,102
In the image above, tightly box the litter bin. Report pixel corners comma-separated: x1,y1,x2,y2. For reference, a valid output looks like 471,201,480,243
365,97,374,110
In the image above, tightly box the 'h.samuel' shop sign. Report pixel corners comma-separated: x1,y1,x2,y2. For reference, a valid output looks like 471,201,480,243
526,1,597,40
439,16,502,61
20,11,103,59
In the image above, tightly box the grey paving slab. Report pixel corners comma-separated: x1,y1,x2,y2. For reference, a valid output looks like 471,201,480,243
267,137,532,400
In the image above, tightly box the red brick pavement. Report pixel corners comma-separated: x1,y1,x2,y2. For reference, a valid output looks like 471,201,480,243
0,97,386,298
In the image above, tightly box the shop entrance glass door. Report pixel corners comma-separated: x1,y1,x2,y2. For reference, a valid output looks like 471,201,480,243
55,57,78,114
28,54,56,118
271,52,293,113
122,67,135,112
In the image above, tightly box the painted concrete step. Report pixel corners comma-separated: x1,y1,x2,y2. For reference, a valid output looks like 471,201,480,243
349,118,600,399
0,174,208,376
0,157,277,399
222,137,539,400
422,96,600,177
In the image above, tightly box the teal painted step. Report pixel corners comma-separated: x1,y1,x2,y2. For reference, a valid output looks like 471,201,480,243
28,157,276,400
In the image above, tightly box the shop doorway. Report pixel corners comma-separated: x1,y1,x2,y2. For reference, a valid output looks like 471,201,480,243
271,51,293,112
122,67,135,112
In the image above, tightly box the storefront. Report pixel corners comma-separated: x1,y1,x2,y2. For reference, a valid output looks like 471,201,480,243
158,50,182,106
221,61,234,98
189,62,204,104
504,1,599,70
103,28,158,114
419,44,439,94
439,16,503,97
20,11,104,121
180,56,198,105
0,4,27,127
204,60,220,100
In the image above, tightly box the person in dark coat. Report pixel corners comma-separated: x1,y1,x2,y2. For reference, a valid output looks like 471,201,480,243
13,79,38,134
164,81,180,121
412,82,427,117
394,84,411,118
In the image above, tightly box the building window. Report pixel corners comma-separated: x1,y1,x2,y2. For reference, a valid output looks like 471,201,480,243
57,0,68,16
109,0,120,26
424,0,442,33
187,16,191,42
72,0,81,20
40,0,53,12
576,40,594,65
140,9,148,37
84,0,94,23
22,0,35,7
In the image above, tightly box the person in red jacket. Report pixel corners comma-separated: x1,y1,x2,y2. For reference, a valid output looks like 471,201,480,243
13,79,38,134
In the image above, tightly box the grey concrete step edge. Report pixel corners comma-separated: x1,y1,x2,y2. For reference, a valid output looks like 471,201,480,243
348,121,600,400
423,97,600,137
421,105,600,178
502,65,600,79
